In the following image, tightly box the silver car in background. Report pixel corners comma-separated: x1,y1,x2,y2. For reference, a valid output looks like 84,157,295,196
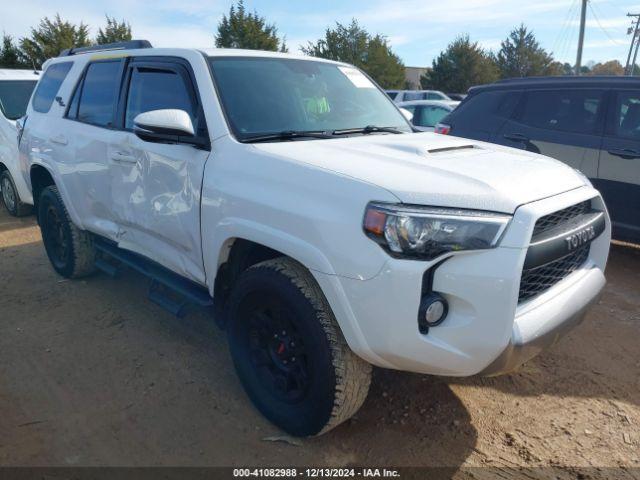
387,89,453,103
397,100,458,131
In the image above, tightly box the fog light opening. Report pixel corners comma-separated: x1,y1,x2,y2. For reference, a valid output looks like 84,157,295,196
418,293,448,333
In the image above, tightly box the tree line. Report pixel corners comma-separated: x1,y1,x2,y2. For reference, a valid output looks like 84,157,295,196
1,14,132,69
0,0,632,91
421,26,630,91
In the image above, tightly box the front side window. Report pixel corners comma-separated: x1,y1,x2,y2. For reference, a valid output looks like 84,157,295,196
208,57,411,141
519,89,604,134
610,91,640,141
77,61,121,127
32,62,73,113
125,67,196,130
0,80,37,119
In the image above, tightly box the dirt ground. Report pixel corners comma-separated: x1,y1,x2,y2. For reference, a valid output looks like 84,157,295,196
0,206,638,474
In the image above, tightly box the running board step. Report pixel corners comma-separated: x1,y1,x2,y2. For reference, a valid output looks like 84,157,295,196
94,239,214,314
148,280,188,317
95,257,120,277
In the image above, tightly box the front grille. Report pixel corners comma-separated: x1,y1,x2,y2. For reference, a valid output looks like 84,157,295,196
532,200,590,238
518,245,589,303
519,199,597,303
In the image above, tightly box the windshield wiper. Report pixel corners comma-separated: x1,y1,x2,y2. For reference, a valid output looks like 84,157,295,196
331,125,405,136
243,126,405,143
242,130,334,143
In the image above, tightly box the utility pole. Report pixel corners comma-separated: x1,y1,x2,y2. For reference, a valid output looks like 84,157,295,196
625,14,640,75
575,0,588,75
632,34,640,76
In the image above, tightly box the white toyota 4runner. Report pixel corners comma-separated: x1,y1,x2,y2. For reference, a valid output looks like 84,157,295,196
20,42,610,437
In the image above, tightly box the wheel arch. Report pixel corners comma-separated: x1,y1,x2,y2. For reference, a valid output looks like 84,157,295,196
207,219,338,298
207,227,374,364
29,164,56,211
212,235,322,326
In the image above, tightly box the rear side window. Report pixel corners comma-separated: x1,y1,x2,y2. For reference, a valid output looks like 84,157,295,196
32,62,73,113
404,91,424,101
0,80,37,119
609,90,640,141
76,61,122,127
518,89,604,134
124,67,196,130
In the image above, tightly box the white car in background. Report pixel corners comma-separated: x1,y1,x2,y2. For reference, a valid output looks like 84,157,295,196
397,100,458,132
0,69,39,216
387,89,453,104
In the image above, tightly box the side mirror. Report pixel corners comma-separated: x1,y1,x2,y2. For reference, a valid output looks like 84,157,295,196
400,107,413,122
133,109,195,142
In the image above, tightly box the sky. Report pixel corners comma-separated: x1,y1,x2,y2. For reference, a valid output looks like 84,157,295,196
2,0,640,68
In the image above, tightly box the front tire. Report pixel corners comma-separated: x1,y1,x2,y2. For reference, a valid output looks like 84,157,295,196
227,257,371,437
1,170,31,217
38,185,96,278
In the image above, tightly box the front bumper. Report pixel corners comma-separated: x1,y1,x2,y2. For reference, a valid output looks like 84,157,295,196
480,266,604,376
315,186,611,376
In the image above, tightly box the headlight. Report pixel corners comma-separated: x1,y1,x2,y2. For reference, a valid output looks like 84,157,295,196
363,202,511,260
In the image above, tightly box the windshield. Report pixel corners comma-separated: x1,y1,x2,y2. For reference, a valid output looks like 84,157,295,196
0,80,37,120
208,57,411,140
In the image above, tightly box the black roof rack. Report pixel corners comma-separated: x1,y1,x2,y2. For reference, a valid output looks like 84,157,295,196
59,40,152,57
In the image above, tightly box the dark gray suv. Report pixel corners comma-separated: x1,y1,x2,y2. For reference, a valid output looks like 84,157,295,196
437,76,640,244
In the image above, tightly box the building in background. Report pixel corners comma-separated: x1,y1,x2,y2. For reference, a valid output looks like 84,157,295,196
404,66,428,89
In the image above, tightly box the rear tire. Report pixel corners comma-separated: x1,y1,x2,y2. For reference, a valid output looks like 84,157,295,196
227,257,371,436
38,185,96,278
1,170,32,217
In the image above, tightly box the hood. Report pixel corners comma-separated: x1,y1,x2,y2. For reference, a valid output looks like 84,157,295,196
252,132,587,214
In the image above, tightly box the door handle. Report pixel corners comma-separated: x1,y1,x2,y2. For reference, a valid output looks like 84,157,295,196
503,133,529,143
607,148,640,159
49,135,68,146
110,151,137,164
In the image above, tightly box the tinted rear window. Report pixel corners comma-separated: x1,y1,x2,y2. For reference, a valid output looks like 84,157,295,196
77,61,121,127
32,62,73,113
454,90,520,119
0,80,37,120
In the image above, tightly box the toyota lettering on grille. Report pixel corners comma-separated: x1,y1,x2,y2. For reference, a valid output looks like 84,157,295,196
565,225,596,252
